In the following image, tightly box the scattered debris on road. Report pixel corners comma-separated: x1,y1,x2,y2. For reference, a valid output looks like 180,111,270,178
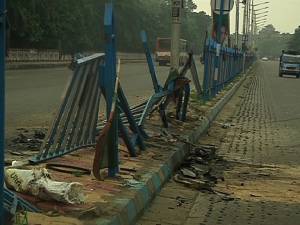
173,144,225,194
7,128,46,152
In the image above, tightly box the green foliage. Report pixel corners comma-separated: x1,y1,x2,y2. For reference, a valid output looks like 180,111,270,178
256,25,292,58
288,26,300,53
7,0,211,53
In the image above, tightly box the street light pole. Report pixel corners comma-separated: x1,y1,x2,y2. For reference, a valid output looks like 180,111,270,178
252,1,269,47
242,0,247,50
171,0,184,70
235,0,240,47
217,0,225,43
212,0,225,96
251,0,255,48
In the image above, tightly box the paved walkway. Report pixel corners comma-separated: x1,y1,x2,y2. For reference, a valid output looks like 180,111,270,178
137,61,300,225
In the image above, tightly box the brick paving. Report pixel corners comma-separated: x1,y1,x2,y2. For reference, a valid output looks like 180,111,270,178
137,62,300,225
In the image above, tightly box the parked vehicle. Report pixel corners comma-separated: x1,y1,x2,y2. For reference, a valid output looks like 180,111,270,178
155,38,188,66
279,51,300,78
262,57,269,61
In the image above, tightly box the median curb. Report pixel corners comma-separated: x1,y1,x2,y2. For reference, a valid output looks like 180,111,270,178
95,68,251,225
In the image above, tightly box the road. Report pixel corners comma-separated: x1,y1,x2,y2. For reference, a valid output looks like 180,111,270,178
137,61,300,225
5,62,203,138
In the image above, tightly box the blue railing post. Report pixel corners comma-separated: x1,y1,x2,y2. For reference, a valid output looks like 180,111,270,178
140,31,162,93
203,40,210,101
103,3,119,177
0,0,6,223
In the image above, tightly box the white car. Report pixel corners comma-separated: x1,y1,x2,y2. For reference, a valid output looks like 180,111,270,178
261,57,269,61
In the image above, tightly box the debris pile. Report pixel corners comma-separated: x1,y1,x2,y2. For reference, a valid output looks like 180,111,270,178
174,144,225,192
8,128,46,152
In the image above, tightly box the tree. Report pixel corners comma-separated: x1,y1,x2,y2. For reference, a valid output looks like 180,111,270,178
7,0,211,53
255,25,292,57
288,26,300,53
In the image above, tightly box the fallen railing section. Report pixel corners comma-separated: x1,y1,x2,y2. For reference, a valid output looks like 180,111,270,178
141,30,202,127
30,3,145,178
30,54,104,164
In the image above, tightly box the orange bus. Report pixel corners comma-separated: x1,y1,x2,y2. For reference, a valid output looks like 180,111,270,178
155,38,188,66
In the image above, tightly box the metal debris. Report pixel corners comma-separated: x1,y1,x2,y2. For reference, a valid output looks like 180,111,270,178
180,168,197,179
174,144,226,194
8,129,46,152
221,123,231,129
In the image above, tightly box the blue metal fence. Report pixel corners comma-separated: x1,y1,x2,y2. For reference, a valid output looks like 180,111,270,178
30,54,105,164
203,38,245,100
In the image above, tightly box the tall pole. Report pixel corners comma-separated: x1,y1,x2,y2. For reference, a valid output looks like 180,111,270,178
242,0,247,50
251,0,255,48
246,0,251,47
0,0,6,223
245,1,248,35
248,0,251,33
217,0,225,43
235,0,240,47
171,0,183,70
213,0,225,96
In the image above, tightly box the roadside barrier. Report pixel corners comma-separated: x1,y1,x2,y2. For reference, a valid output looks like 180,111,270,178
6,49,71,62
30,3,198,177
30,54,105,164
1,1,256,220
203,38,245,100
29,4,255,179
6,49,148,64
4,188,40,213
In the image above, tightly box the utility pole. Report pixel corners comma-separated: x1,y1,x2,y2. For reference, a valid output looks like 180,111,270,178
212,0,225,96
242,0,247,50
171,0,184,70
247,0,251,35
0,0,6,223
241,0,248,72
217,0,225,43
246,0,250,45
235,0,240,48
251,0,255,49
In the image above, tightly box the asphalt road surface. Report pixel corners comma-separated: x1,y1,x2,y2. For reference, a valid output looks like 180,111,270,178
5,62,203,138
137,61,300,225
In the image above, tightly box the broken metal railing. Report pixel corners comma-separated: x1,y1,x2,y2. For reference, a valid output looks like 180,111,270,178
30,54,104,164
30,3,145,179
92,3,145,178
140,30,202,127
4,187,40,215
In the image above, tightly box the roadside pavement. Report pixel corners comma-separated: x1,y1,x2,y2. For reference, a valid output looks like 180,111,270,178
137,61,300,225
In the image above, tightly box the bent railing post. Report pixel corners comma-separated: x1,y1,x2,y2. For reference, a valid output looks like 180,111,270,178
103,3,119,177
140,31,162,93
190,55,202,97
117,85,146,152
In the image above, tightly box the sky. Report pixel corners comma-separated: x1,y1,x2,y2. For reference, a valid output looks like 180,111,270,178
194,0,300,34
